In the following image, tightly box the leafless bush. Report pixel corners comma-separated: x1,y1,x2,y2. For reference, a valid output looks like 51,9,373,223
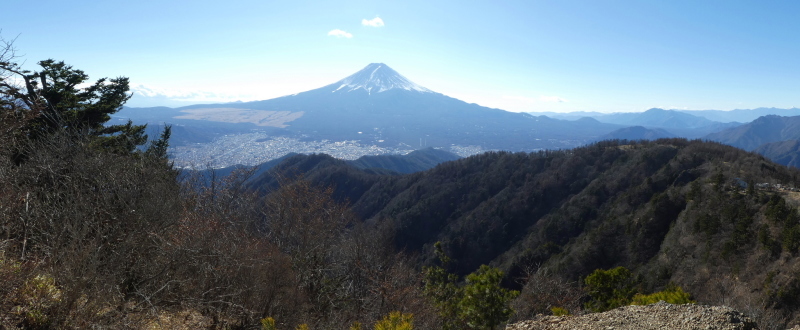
331,222,441,328
0,121,442,327
0,126,184,326
510,266,586,321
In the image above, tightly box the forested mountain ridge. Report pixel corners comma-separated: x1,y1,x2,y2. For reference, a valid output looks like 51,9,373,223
593,108,721,128
255,138,800,326
595,126,676,141
189,147,460,189
705,115,800,151
348,147,462,173
755,139,800,168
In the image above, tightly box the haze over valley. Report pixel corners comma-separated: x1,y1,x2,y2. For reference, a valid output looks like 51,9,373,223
118,64,800,169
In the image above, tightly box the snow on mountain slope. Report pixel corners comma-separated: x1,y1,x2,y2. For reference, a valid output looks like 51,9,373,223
330,63,431,94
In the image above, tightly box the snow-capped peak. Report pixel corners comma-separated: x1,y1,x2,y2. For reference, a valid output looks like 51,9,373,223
332,63,432,94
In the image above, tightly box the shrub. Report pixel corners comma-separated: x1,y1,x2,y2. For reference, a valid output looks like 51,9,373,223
584,266,637,312
374,311,414,330
550,307,570,316
631,284,694,305
14,274,62,327
459,265,520,329
423,242,518,329
261,317,277,330
510,267,584,321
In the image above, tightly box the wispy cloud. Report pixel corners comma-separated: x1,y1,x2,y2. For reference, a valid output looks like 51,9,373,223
128,84,252,107
539,96,568,103
502,95,538,103
131,84,217,100
362,17,385,27
327,29,353,38
503,95,568,103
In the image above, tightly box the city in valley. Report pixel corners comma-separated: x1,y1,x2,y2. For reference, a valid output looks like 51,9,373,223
169,131,489,168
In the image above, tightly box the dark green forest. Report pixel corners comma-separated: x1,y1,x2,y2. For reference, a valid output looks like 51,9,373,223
6,43,800,329
252,138,800,328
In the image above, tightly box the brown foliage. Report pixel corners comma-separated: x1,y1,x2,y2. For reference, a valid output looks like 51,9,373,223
511,266,585,321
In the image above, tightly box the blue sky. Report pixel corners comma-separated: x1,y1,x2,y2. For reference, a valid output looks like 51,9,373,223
3,0,800,113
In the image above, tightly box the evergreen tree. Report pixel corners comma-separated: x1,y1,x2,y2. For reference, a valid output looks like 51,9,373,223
459,265,519,330
1,55,149,156
584,267,638,312
423,242,518,329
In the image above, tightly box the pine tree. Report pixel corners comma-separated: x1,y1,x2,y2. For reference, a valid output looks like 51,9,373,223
1,54,151,156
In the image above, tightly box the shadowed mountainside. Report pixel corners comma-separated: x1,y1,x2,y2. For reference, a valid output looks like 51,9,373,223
191,147,461,188
595,126,676,141
755,139,800,168
252,138,800,326
349,148,461,173
705,115,800,151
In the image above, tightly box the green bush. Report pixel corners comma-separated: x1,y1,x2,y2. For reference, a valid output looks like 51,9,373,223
631,284,694,305
584,267,637,312
422,243,462,329
374,311,413,330
423,242,519,329
261,317,277,330
550,307,570,316
14,274,62,327
459,265,520,329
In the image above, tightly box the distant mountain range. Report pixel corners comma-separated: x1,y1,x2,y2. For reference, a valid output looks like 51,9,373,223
533,107,800,124
589,108,721,129
684,107,800,123
115,63,800,168
117,63,643,167
119,63,623,153
529,108,741,139
704,115,800,151
596,126,676,141
190,147,462,187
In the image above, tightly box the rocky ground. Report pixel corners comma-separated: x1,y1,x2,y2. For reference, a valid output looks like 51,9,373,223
506,302,760,330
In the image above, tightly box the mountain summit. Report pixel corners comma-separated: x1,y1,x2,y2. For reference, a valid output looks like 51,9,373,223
120,62,623,152
329,63,431,94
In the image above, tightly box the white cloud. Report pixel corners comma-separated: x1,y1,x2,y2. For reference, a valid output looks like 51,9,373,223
539,96,568,103
327,29,353,38
502,95,568,103
131,84,211,99
127,84,254,107
362,17,385,27
502,95,538,103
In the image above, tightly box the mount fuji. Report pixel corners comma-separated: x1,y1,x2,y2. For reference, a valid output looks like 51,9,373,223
330,63,431,94
119,63,622,154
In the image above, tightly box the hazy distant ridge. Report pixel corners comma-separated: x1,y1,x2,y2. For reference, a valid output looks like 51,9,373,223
704,115,800,151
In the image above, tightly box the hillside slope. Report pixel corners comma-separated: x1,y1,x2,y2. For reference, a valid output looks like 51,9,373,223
755,139,800,168
253,139,800,326
595,126,676,141
705,115,800,151
348,147,461,173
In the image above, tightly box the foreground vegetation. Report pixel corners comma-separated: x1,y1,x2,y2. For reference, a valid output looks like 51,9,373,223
254,134,800,328
6,39,800,329
0,40,528,329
